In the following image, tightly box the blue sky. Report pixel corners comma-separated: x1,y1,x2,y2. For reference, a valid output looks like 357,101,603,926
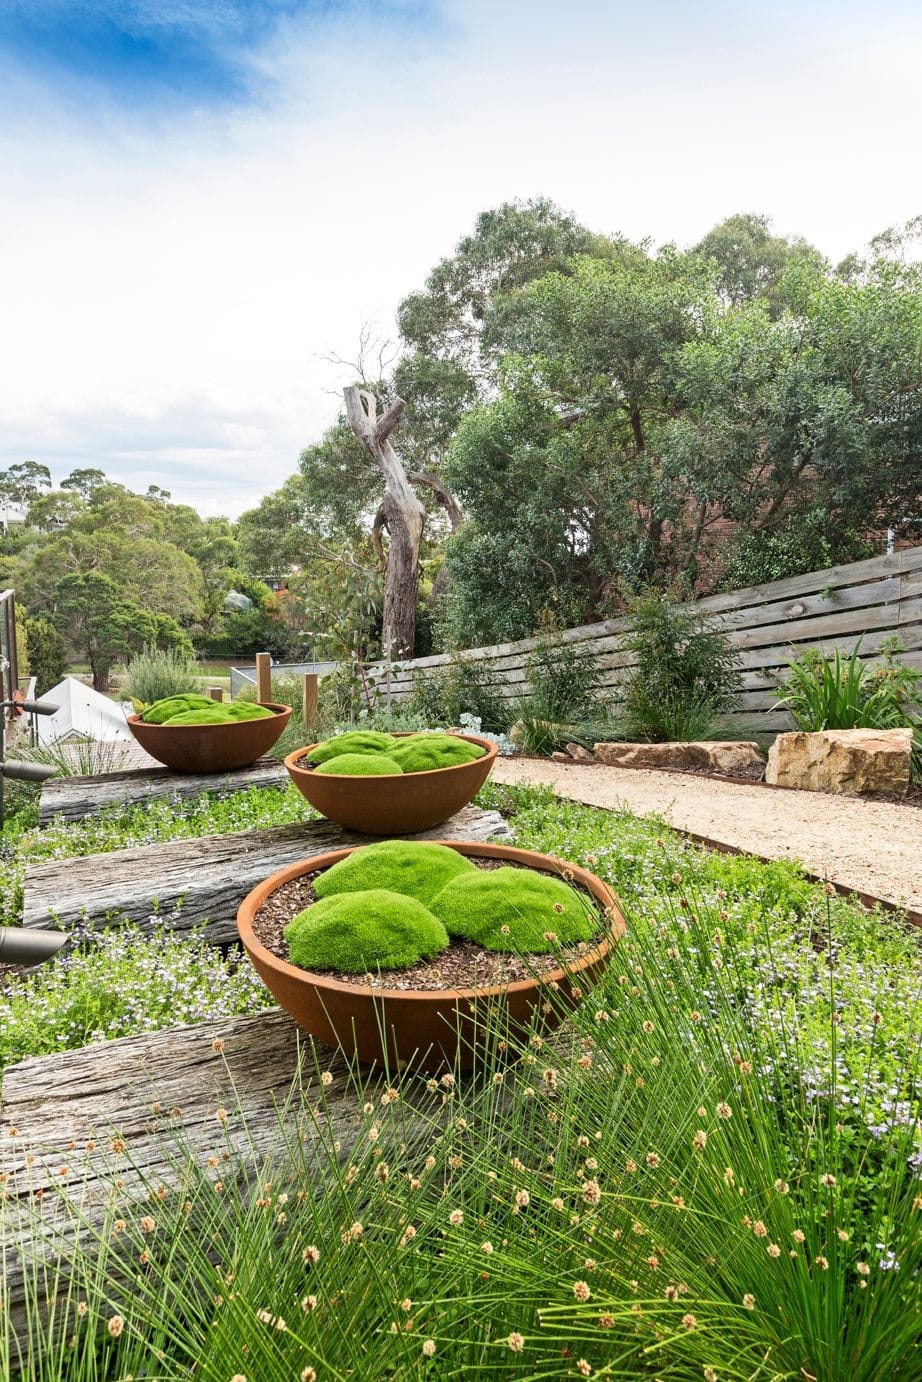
1,0,920,516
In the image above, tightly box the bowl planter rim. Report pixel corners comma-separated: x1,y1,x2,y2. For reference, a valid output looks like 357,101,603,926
284,730,499,782
128,701,291,730
237,839,625,1005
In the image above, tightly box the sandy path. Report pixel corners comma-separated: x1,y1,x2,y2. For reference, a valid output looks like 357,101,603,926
491,758,922,913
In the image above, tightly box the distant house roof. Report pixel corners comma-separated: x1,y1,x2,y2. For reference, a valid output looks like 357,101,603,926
36,676,134,745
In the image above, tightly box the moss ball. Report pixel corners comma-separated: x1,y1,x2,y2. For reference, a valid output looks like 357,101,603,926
309,731,400,763
388,736,485,773
432,867,598,953
161,706,236,726
315,840,476,907
314,753,404,776
284,889,449,973
224,702,275,721
142,694,216,724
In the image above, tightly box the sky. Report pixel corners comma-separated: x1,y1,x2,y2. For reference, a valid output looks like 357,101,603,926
1,0,920,518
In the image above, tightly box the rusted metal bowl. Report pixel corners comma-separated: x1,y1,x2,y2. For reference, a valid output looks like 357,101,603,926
237,840,625,1071
127,703,291,774
284,732,498,835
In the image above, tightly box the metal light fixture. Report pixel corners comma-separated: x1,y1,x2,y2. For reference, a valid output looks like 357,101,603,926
1,694,61,827
0,694,71,966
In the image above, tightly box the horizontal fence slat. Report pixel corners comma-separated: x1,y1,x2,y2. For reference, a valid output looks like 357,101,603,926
371,547,922,734
712,577,900,635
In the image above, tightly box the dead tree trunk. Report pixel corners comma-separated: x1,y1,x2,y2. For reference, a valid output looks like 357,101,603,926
343,386,426,661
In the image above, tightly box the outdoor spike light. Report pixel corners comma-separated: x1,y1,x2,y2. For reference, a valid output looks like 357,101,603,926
0,694,60,827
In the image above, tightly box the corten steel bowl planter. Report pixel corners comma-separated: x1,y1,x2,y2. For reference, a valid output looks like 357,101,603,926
284,732,498,835
127,703,292,774
237,840,625,1071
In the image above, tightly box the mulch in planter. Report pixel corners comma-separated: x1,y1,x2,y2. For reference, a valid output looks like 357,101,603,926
251,856,607,993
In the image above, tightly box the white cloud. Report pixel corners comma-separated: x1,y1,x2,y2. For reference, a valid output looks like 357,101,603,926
1,0,920,516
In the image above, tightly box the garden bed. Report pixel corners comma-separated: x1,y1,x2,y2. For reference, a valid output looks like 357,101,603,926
1,778,920,1378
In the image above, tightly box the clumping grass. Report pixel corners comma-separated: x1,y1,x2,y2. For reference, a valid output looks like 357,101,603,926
6,860,920,1379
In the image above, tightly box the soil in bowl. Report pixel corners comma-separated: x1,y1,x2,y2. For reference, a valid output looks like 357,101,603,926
251,856,607,993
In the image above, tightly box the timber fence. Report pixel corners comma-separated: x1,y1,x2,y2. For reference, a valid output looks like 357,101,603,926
368,546,922,734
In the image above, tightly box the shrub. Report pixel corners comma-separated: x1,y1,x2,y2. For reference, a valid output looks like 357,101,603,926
23,616,67,695
525,639,607,723
619,594,741,741
777,639,922,780
284,888,449,972
406,654,510,733
124,645,202,706
315,840,476,907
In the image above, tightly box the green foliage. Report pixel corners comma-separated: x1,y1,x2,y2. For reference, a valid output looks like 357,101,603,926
619,595,741,741
433,865,599,952
141,693,217,723
314,752,404,776
124,644,201,705
720,507,875,590
161,704,272,725
406,654,511,732
284,888,449,972
693,211,825,310
308,730,398,762
314,840,476,908
0,923,273,1071
43,570,191,692
224,701,275,721
388,735,485,772
526,639,607,723
22,615,66,695
778,641,921,731
777,641,922,779
511,639,616,754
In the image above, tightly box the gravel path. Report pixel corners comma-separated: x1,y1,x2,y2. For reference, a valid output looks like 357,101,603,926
492,758,922,913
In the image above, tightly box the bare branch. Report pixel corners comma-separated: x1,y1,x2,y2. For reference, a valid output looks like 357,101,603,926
408,469,463,532
375,398,406,445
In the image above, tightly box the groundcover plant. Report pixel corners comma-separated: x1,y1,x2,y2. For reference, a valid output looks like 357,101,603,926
1,783,918,1379
6,862,920,1380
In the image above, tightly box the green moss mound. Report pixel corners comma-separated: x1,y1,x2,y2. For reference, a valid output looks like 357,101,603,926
315,753,404,776
388,737,485,773
309,731,399,763
142,694,216,724
315,840,476,907
284,889,449,972
161,707,237,726
224,702,275,721
432,867,598,953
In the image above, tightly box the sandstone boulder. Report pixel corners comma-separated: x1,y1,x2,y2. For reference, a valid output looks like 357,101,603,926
765,727,913,796
593,740,765,775
565,742,595,763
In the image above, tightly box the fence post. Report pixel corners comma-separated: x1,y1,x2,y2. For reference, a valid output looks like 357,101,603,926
207,686,224,702
302,673,318,729
255,652,272,704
